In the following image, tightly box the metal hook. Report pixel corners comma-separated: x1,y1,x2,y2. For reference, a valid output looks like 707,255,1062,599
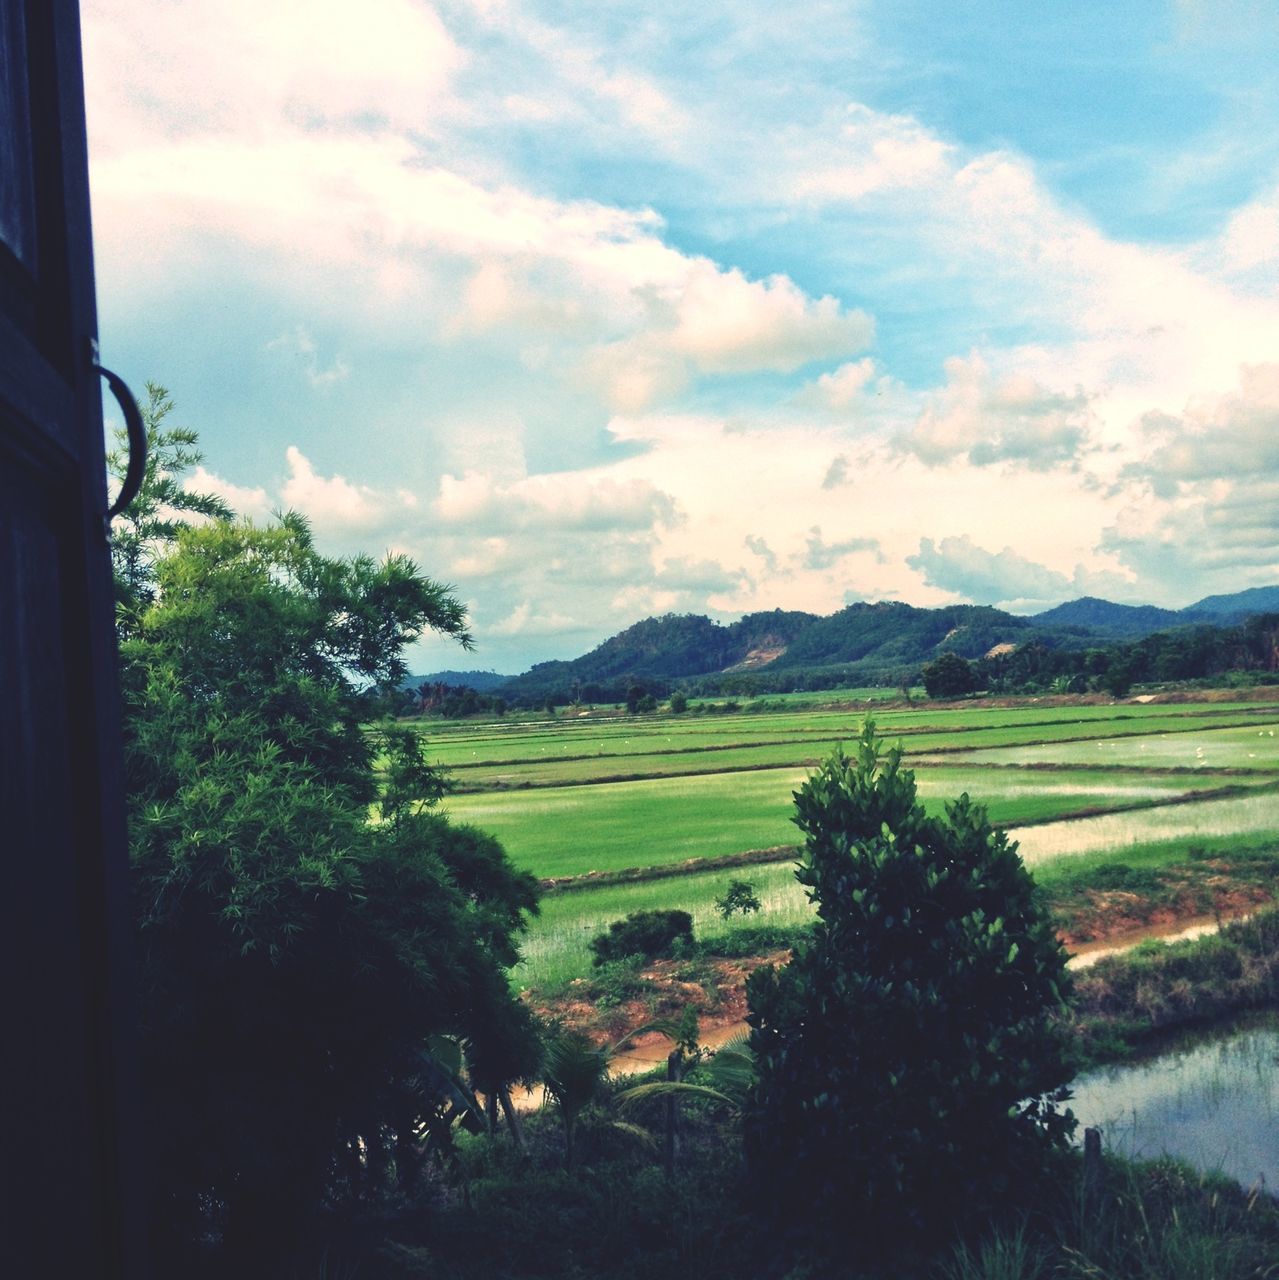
97,363,146,521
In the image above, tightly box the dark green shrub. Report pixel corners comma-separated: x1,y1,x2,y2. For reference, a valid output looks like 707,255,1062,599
744,723,1074,1245
922,650,980,698
590,910,694,966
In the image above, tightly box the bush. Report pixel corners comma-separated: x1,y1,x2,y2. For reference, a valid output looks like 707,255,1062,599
744,723,1074,1245
922,651,980,698
590,909,695,966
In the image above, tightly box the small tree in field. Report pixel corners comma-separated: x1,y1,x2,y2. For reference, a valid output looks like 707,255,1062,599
715,879,762,920
922,650,980,698
744,723,1073,1246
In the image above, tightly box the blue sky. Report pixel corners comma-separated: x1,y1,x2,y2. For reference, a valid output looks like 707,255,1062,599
83,0,1279,672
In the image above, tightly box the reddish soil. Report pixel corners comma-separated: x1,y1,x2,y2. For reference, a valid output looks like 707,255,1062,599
1056,884,1274,948
528,949,788,1049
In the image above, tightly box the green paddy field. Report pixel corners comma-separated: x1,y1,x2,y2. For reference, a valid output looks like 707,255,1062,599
414,692,1279,992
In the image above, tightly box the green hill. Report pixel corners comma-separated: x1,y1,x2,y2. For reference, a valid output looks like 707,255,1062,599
492,588,1279,705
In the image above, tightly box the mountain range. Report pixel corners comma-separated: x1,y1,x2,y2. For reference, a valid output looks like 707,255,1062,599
412,586,1279,700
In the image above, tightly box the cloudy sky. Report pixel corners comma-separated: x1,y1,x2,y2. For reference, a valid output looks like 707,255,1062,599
83,0,1279,673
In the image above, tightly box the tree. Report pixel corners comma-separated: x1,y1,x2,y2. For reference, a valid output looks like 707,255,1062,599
744,724,1073,1248
715,879,762,920
112,417,538,1268
922,650,980,698
1103,655,1136,698
107,381,233,633
669,689,689,713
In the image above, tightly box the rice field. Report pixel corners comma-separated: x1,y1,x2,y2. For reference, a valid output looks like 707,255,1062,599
941,721,1279,772
1012,791,1279,865
513,809,1279,993
426,707,1277,790
444,764,1262,878
417,690,1279,992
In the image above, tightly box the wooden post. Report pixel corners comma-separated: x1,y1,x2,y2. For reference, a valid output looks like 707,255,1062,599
1083,1126,1103,1217
664,1049,683,1175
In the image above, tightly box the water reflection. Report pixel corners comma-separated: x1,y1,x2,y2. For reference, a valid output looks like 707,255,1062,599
1070,1015,1279,1190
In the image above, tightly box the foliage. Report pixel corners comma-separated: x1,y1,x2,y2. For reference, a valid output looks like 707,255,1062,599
590,909,695,966
714,878,762,920
669,689,688,713
541,1029,611,1170
923,649,981,698
113,422,539,1266
744,723,1075,1245
107,381,233,633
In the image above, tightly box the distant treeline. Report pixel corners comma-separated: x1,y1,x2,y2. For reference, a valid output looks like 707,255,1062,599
977,612,1279,697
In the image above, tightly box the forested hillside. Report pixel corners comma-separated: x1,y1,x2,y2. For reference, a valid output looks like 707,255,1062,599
491,587,1279,706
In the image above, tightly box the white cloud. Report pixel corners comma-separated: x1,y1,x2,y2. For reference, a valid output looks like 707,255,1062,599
802,526,882,571
84,0,462,148
810,358,877,409
1123,363,1279,493
794,104,952,204
267,327,350,388
280,446,412,531
433,467,678,533
899,354,1098,471
1099,364,1279,596
488,601,580,637
906,534,1137,611
185,467,272,521
1218,194,1279,275
584,266,872,410
908,536,1072,605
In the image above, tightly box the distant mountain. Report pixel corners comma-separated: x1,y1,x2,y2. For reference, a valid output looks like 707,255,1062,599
491,585,1279,703
405,670,511,692
499,602,1037,700
771,601,1033,669
1187,586,1279,618
499,611,819,699
1030,597,1197,637
1032,589,1279,634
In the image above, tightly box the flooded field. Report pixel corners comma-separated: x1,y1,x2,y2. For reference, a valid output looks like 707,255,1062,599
1011,791,1279,865
952,722,1279,771
1071,1015,1279,1190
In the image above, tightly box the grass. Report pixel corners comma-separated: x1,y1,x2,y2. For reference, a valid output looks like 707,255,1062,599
1066,911,1279,1068
417,700,1273,760
519,835,1279,1000
425,689,1279,997
1011,790,1279,866
444,765,1258,879
950,720,1279,772
515,861,811,993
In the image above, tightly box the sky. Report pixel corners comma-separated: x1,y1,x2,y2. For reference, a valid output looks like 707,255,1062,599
82,0,1279,674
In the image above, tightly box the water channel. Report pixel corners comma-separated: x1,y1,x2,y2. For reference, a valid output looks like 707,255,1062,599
1069,1013,1279,1191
